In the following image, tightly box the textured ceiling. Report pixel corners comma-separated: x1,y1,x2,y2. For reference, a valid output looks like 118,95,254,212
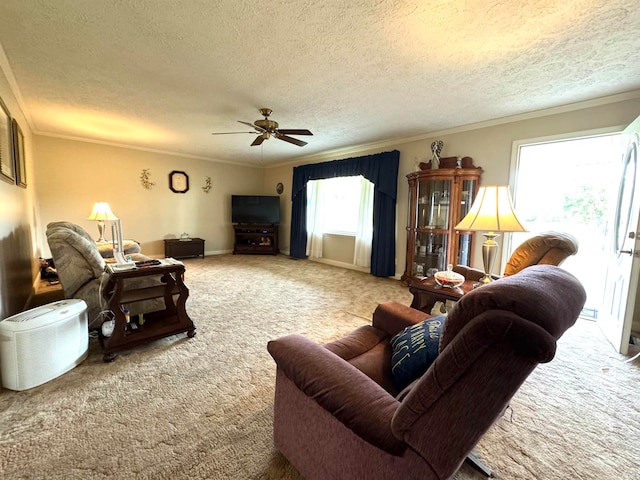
0,0,639,166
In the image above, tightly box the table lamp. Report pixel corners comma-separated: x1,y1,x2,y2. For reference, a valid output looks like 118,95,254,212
88,202,118,243
454,185,527,285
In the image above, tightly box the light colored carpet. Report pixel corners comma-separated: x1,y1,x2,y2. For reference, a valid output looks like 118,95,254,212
1,254,639,480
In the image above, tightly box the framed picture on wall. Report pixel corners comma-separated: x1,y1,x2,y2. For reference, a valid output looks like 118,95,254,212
169,170,189,193
0,96,15,185
12,119,26,188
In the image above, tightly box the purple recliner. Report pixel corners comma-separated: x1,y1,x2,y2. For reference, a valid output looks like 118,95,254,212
267,265,586,480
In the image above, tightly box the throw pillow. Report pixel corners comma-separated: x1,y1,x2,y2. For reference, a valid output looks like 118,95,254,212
390,315,446,391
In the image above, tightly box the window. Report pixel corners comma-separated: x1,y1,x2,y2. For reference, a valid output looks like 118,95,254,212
311,176,363,234
306,175,374,266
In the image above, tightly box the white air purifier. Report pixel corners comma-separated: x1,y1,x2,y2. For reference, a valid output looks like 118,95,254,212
0,299,88,391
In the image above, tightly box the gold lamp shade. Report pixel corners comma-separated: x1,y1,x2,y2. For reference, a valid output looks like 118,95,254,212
88,202,118,243
455,186,527,285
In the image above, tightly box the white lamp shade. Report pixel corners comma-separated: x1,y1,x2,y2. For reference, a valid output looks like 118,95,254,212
88,202,118,221
455,185,527,232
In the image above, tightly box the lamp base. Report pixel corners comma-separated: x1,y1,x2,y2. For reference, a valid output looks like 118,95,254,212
474,274,494,288
474,232,500,288
96,220,107,243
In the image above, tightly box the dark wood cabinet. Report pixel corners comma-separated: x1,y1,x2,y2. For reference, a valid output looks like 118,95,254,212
233,225,279,255
402,166,482,285
164,238,205,259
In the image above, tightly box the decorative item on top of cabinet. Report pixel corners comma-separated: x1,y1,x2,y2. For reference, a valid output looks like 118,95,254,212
430,140,443,169
401,162,482,286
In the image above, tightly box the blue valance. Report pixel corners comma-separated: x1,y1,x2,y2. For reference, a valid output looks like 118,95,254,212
290,150,400,277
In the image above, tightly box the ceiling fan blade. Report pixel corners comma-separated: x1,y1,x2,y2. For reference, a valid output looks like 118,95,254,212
237,120,266,133
277,129,313,136
211,131,256,135
276,134,307,147
251,135,265,146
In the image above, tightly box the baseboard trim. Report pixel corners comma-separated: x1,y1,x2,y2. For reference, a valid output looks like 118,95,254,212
308,257,370,274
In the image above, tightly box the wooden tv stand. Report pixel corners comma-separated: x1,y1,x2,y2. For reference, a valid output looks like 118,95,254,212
233,224,279,255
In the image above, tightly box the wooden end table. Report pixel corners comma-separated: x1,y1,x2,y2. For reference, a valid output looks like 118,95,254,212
99,262,196,361
409,276,477,314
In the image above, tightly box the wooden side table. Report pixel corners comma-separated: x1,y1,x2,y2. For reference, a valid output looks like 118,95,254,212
409,276,477,314
164,238,205,259
99,262,196,361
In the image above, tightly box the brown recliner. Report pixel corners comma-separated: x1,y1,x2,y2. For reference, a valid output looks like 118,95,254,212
454,231,578,282
267,265,586,480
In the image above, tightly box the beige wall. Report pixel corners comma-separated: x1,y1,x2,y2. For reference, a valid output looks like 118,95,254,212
0,61,37,319
322,234,356,265
267,97,640,279
35,136,266,257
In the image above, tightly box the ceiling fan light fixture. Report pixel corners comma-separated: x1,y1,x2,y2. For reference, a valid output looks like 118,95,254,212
255,119,278,131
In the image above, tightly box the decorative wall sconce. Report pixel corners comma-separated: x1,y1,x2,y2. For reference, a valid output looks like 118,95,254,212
202,176,212,193
140,168,155,190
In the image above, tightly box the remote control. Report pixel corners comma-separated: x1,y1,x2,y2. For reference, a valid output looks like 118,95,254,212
135,259,161,267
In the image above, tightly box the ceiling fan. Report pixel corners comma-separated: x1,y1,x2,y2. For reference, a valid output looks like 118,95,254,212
212,108,313,147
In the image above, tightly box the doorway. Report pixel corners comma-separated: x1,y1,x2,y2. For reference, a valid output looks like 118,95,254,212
508,131,623,318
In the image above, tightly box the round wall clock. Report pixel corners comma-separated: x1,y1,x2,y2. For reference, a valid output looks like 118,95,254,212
169,170,189,193
276,182,284,195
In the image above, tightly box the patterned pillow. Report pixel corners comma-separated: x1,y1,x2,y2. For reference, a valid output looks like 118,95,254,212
390,315,446,391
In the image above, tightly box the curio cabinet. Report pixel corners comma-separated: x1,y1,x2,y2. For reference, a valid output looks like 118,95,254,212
402,165,482,284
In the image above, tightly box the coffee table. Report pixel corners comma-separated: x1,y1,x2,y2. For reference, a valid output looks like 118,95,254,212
409,276,477,314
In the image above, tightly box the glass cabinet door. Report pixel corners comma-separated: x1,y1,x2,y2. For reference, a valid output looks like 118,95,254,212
416,179,451,229
413,231,447,277
456,234,472,265
455,179,479,265
459,179,477,220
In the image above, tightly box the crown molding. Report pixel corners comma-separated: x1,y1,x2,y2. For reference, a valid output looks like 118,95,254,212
35,131,263,168
268,89,640,169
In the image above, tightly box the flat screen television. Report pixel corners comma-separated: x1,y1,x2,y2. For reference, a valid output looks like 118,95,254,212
231,195,280,225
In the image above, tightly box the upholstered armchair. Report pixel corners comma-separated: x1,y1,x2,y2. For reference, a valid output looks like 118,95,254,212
267,265,586,480
46,222,163,330
454,231,578,282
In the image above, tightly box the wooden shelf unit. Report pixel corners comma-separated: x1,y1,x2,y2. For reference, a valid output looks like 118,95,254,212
233,224,279,255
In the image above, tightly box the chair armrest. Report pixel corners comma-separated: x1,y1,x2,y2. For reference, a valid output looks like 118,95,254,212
267,334,404,454
372,301,430,337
